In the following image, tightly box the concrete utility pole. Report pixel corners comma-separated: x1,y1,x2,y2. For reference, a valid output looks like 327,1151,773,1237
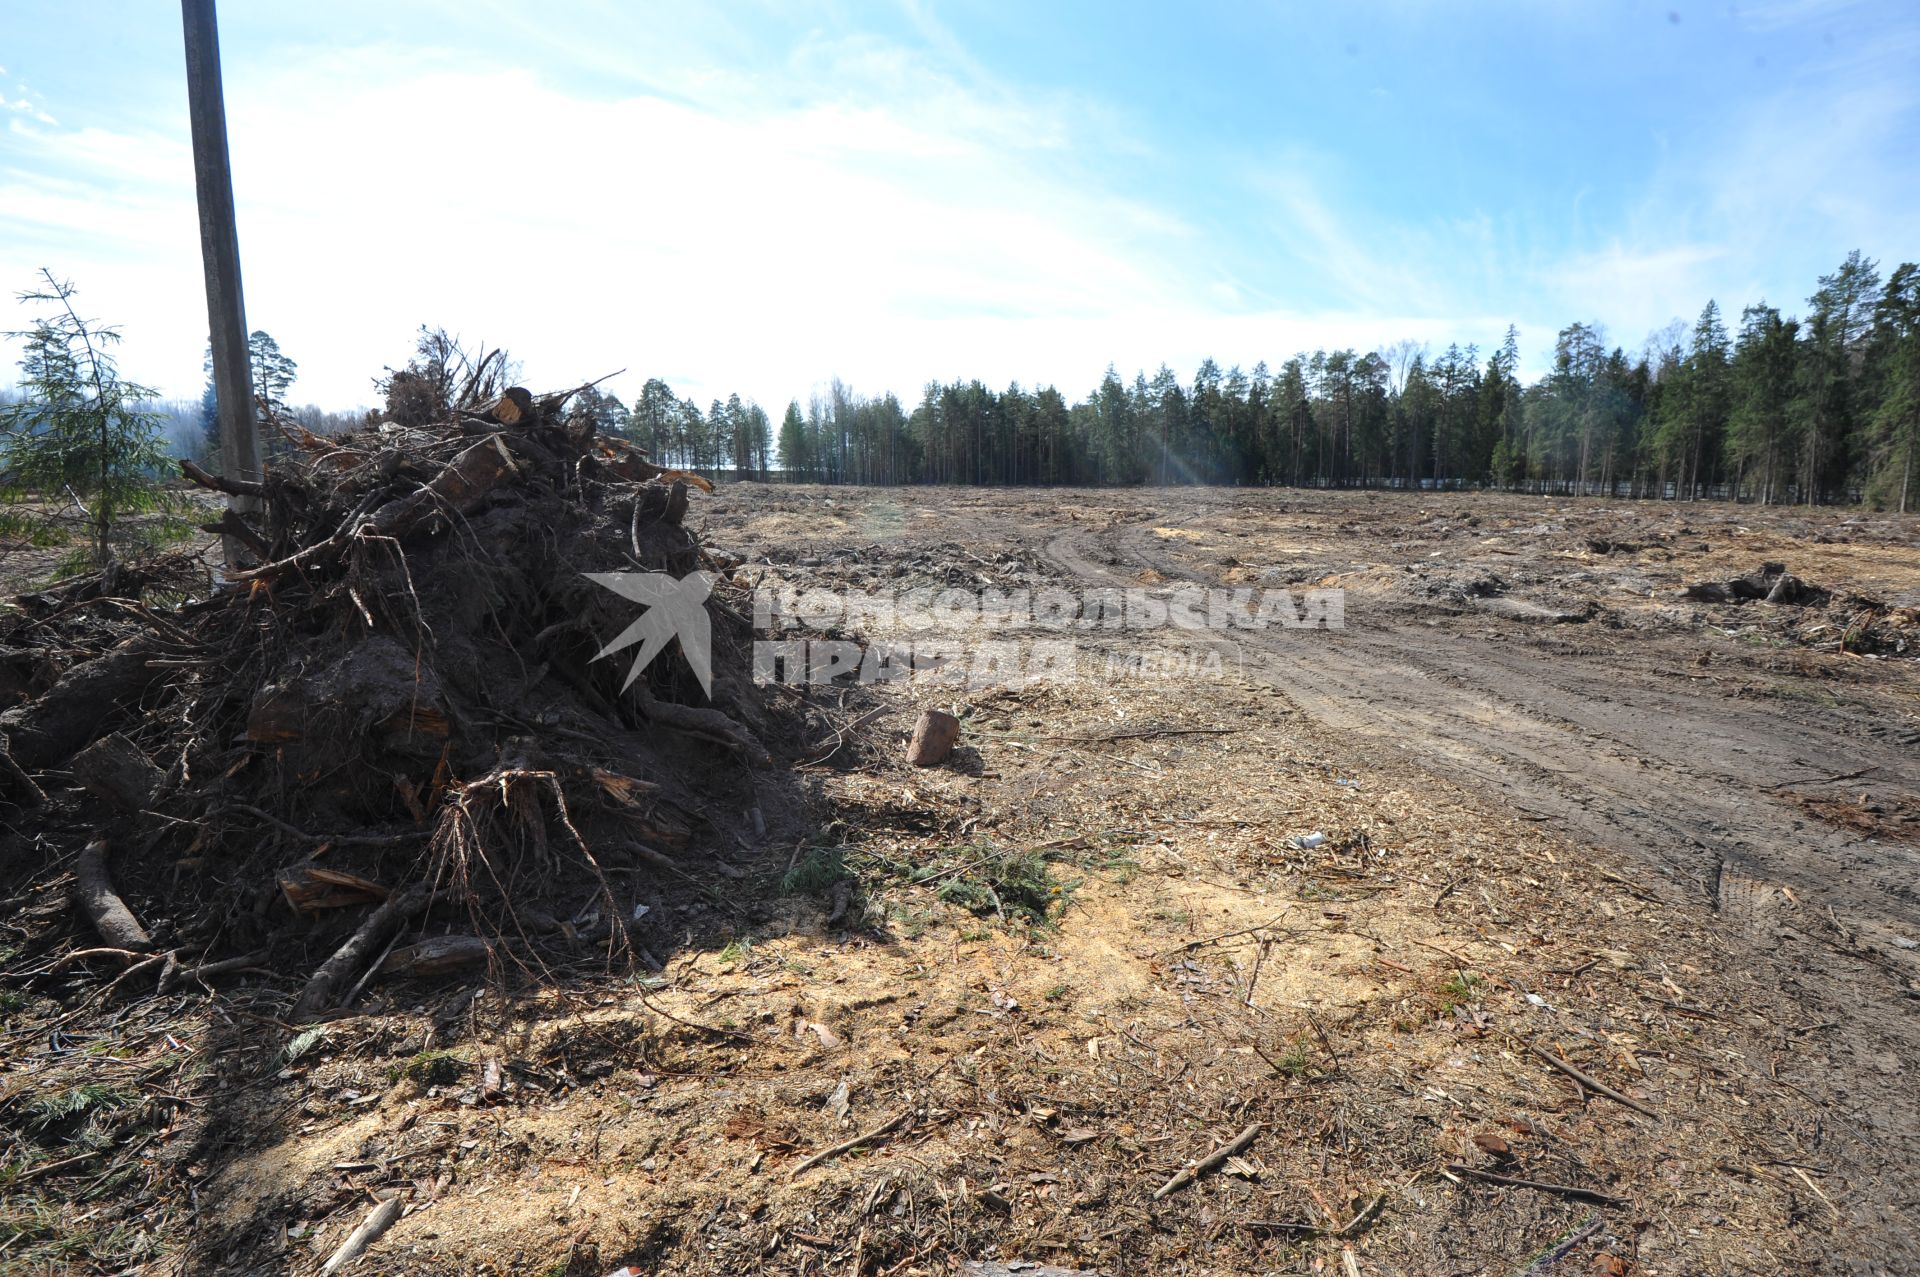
180,0,262,557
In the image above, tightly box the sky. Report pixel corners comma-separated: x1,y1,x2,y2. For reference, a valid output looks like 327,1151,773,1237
1,0,1916,416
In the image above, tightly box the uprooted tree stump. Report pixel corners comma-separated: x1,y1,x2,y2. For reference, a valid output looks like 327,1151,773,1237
0,373,802,1016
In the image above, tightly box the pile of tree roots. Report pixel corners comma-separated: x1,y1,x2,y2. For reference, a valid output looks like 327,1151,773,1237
0,376,787,1020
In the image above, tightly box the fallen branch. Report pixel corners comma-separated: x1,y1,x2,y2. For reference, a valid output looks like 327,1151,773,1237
1157,915,1292,957
789,1108,913,1178
621,842,739,911
290,885,431,1023
72,840,151,951
1152,1122,1261,1200
1765,766,1878,792
320,1197,404,1274
1529,1040,1659,1118
0,732,46,807
50,946,146,972
1444,1163,1627,1207
197,508,270,560
1244,1192,1385,1241
178,458,265,498
158,950,270,995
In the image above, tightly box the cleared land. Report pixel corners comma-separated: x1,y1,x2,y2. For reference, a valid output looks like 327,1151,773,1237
3,486,1917,1276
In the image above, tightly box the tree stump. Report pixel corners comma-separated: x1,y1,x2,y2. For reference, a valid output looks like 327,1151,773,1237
907,709,960,766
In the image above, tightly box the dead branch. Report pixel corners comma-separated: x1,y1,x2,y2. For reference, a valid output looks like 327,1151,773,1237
198,508,270,560
789,1108,913,1178
1529,1040,1659,1118
1444,1163,1627,1207
0,732,45,806
1152,1122,1261,1200
1157,915,1293,957
178,458,265,498
291,885,431,1023
158,950,270,995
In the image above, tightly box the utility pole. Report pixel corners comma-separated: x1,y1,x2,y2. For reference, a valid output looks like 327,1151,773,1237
180,0,262,562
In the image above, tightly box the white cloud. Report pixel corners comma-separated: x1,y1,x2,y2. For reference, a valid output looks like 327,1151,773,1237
1,6,1914,418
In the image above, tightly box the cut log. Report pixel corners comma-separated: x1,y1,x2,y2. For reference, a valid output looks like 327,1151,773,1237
72,839,151,951
290,884,430,1023
380,934,492,980
0,635,169,768
69,733,163,811
908,709,961,766
493,386,535,426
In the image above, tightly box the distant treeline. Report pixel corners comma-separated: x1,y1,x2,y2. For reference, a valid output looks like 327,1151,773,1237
750,251,1918,510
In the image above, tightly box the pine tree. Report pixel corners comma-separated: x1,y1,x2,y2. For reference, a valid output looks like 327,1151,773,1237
0,272,178,566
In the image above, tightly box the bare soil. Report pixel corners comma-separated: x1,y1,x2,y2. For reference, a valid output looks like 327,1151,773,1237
4,486,1917,1277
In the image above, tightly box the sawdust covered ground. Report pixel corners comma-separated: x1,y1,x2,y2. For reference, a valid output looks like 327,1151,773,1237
4,486,1918,1276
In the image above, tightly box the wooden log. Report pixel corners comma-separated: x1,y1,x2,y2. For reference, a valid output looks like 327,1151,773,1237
69,733,163,811
907,709,960,767
379,934,492,980
290,884,430,1023
72,839,151,952
0,635,169,768
482,386,535,426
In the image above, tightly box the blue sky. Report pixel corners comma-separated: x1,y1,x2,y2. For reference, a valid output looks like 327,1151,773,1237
2,1,1915,414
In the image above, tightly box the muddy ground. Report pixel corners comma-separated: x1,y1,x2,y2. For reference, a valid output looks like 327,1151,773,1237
3,486,1917,1276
